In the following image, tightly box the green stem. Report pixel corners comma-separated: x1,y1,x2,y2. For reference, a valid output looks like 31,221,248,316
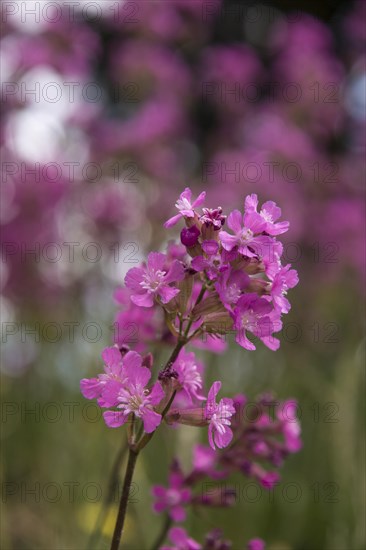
110,448,139,550
88,438,128,548
109,337,186,549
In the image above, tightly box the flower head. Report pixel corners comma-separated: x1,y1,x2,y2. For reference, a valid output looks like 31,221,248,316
164,187,206,228
219,209,271,258
204,381,235,450
245,193,289,236
267,264,299,314
80,345,125,407
232,294,273,350
125,252,184,307
103,358,164,433
161,527,201,550
247,538,266,550
81,348,164,434
152,462,191,521
174,349,206,403
200,207,226,230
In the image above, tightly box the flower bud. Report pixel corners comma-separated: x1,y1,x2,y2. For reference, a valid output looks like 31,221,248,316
165,407,207,427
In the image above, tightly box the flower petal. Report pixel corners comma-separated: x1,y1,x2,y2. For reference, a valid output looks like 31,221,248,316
103,410,128,428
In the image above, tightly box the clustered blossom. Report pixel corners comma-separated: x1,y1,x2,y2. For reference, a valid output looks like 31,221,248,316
121,187,298,352
81,190,298,446
161,527,265,550
80,346,165,433
152,394,301,548
80,189,300,549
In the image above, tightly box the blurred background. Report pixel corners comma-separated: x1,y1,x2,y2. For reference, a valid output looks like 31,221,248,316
0,0,365,548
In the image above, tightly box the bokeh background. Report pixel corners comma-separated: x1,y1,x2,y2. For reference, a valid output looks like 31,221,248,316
1,0,365,548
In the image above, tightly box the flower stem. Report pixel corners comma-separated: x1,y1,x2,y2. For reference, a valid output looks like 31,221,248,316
110,447,139,550
88,437,129,548
109,338,185,549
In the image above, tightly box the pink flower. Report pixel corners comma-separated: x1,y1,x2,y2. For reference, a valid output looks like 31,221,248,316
245,194,289,235
204,381,235,450
80,346,125,407
219,209,272,258
232,294,273,350
161,527,201,550
125,252,184,307
152,462,191,521
247,538,266,550
277,400,302,453
103,358,164,433
268,264,299,314
200,207,226,230
215,268,250,310
164,187,206,228
174,349,206,403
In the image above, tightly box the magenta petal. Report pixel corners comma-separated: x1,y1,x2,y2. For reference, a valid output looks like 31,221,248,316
164,213,183,228
192,191,206,208
261,335,280,351
159,285,180,304
191,256,207,271
215,427,233,449
123,350,142,370
202,240,219,255
103,410,128,428
164,260,185,284
124,267,144,292
262,200,281,220
171,505,186,522
244,212,266,233
142,409,162,433
208,424,215,450
235,329,256,351
245,193,258,212
152,485,166,498
101,380,121,407
219,231,239,251
147,251,166,271
227,209,243,233
124,364,151,387
153,501,166,514
207,381,221,405
130,292,154,307
180,187,192,202
80,378,102,399
149,381,165,406
102,346,123,374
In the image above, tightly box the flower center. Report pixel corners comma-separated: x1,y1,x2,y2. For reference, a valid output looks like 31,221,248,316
241,309,255,328
239,228,253,243
226,283,241,303
176,197,192,211
166,489,181,506
140,269,166,292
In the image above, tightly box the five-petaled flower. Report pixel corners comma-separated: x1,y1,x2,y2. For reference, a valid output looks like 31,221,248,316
245,194,289,236
125,251,184,307
152,462,191,521
164,187,206,228
204,381,235,450
81,348,165,433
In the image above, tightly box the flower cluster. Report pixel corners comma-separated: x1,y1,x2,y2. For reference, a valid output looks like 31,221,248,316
161,526,265,550
123,187,298,352
80,189,300,548
152,394,302,543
